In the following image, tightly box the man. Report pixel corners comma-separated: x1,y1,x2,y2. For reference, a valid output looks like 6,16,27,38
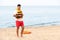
13,4,24,37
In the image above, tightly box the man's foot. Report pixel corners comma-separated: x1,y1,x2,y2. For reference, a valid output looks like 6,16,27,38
21,35,23,37
17,35,19,37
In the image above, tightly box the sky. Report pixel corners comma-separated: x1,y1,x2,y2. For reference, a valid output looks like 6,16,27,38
0,0,60,6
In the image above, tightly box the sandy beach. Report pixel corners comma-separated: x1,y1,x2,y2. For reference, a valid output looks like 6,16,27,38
0,25,60,40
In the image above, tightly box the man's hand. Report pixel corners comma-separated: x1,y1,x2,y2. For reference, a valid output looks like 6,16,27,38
13,14,16,17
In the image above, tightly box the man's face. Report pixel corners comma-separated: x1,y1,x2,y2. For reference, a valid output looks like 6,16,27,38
17,6,21,10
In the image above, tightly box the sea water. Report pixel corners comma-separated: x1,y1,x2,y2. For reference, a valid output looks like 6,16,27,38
0,6,60,28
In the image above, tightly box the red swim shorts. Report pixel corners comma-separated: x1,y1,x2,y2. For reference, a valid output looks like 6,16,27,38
16,21,24,27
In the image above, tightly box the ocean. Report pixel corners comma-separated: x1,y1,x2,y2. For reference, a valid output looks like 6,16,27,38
0,6,60,28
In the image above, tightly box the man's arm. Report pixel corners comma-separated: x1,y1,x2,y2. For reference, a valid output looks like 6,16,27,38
21,11,24,16
13,10,17,17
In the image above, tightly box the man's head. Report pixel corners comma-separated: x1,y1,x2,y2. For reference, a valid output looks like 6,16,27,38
17,4,21,10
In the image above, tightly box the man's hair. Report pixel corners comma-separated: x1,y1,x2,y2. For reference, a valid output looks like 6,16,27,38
17,4,21,6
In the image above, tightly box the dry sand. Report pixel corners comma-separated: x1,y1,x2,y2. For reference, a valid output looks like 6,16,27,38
0,25,60,40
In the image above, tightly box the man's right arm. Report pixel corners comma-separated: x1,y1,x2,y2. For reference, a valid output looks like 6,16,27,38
13,10,17,17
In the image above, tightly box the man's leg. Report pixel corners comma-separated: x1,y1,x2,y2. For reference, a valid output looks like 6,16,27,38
16,27,19,37
21,26,24,37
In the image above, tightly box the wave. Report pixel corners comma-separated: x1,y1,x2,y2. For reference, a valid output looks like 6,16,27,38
0,21,60,28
